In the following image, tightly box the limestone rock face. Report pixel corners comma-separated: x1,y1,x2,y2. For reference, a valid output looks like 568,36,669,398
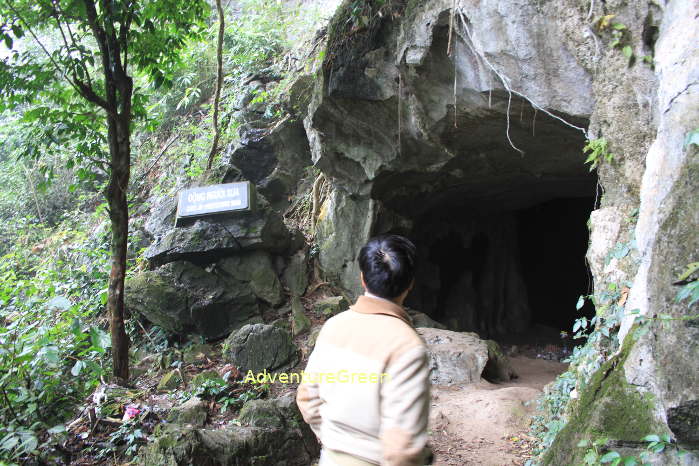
125,259,265,340
417,328,489,386
290,296,311,336
315,191,376,298
218,251,283,307
223,324,299,373
224,123,313,209
282,250,309,297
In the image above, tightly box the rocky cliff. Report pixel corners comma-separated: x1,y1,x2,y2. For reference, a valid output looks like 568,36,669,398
134,0,698,463
305,0,698,463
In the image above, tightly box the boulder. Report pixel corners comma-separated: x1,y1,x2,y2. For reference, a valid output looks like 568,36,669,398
126,260,262,340
139,421,319,466
218,251,283,307
482,340,518,383
223,324,299,373
124,272,190,335
312,296,349,316
238,393,306,430
417,328,489,386
290,297,311,336
168,397,208,427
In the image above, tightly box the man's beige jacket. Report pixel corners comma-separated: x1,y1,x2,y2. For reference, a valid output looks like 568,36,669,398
296,295,430,466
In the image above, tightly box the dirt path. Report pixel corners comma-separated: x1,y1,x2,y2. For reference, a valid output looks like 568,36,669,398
428,356,567,466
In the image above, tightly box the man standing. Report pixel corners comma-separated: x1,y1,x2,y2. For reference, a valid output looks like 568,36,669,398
296,235,431,466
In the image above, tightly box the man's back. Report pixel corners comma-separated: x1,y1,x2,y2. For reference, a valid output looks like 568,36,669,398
297,295,430,466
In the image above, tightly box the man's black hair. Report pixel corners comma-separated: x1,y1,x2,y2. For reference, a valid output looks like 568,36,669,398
358,234,417,299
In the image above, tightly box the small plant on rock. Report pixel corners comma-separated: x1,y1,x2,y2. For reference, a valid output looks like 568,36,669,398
583,138,615,171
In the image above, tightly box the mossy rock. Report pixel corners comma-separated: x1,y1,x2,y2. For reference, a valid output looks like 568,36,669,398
271,317,291,330
125,272,189,335
542,332,666,465
290,296,311,336
223,324,299,373
158,370,184,392
167,397,208,427
138,419,319,466
190,370,224,389
239,401,284,429
239,393,305,431
312,296,349,316
482,340,517,383
126,261,262,340
218,251,283,307
282,251,309,297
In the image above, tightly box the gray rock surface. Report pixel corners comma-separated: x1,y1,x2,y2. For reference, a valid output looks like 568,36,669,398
290,296,311,336
417,328,489,386
218,251,283,307
139,420,319,466
168,397,208,427
126,259,263,340
314,191,376,298
312,295,349,317
282,250,309,296
238,393,306,430
223,324,299,373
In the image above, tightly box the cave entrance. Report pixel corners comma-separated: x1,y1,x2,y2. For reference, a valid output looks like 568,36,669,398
370,97,597,341
396,194,596,341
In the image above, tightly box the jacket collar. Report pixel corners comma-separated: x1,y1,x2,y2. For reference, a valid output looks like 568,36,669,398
351,295,413,326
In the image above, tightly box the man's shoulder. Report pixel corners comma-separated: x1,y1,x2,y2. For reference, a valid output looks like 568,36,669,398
316,309,426,359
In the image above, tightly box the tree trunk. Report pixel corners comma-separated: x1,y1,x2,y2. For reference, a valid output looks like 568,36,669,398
207,0,225,170
105,105,132,383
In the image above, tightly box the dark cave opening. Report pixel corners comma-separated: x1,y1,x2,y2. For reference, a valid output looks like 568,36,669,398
516,198,596,331
395,193,596,341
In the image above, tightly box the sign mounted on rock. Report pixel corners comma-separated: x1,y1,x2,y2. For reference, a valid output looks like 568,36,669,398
176,182,254,226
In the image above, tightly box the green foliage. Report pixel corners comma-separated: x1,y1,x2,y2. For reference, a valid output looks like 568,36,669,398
0,0,322,461
0,211,116,462
178,375,269,415
94,415,148,460
576,434,688,465
531,247,698,463
583,138,614,171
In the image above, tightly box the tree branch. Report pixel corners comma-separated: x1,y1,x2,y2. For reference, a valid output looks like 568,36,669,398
83,0,117,110
52,0,96,91
74,77,110,109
